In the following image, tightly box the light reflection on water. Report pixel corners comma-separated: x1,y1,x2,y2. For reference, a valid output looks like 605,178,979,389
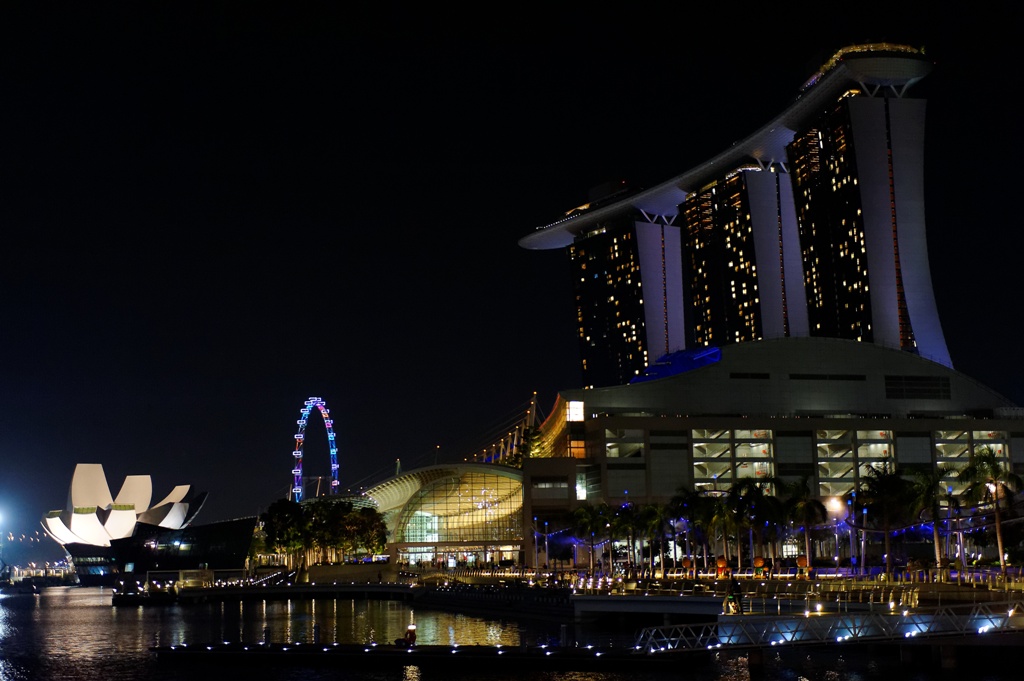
1,587,550,681
1,587,1021,681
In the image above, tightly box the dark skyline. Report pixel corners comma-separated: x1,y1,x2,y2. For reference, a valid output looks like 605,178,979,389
1,6,1017,564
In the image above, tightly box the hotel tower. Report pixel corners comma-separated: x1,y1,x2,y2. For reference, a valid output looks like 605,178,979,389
520,44,950,388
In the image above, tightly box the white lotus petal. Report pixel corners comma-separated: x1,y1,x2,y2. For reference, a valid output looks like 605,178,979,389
151,484,190,509
104,508,138,539
42,514,88,545
114,475,153,512
69,463,114,510
67,510,112,547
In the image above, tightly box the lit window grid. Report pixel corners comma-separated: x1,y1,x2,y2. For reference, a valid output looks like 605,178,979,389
692,430,775,491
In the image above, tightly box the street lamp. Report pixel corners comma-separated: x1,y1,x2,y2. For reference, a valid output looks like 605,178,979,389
827,497,843,569
544,521,549,569
834,517,840,569
945,486,953,570
847,497,856,572
533,516,539,568
861,507,868,575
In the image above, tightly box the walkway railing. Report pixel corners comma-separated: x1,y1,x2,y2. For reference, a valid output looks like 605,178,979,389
634,598,1024,653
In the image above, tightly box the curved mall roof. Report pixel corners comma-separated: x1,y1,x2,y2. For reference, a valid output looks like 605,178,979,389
364,463,522,515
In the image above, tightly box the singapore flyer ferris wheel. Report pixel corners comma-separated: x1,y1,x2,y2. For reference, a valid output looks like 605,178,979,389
290,396,339,503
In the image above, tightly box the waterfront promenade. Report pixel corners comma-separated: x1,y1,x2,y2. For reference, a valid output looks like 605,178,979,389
124,564,1024,672
159,562,1024,633
166,562,1024,614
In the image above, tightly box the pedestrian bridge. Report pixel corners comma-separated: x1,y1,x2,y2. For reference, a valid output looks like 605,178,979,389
635,598,1024,653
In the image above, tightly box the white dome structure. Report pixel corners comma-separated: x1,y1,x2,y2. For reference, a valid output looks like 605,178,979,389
41,463,207,548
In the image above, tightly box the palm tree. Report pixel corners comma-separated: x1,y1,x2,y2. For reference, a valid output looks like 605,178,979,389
709,494,737,569
957,446,1023,576
726,479,773,569
858,463,913,579
909,465,954,569
572,503,609,573
638,503,674,577
756,490,786,570
670,486,710,570
777,475,827,567
610,502,641,576
944,487,967,571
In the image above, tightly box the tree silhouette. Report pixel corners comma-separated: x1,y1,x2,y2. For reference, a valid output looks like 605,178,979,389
572,502,609,573
957,446,1022,576
909,465,955,569
776,475,827,566
611,502,641,575
726,479,773,569
859,463,913,578
670,486,715,571
638,503,674,577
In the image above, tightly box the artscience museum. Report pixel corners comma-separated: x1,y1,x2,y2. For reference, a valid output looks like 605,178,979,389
41,463,255,585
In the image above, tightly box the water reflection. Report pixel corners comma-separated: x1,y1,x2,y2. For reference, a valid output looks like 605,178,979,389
244,597,526,647
0,587,540,681
2,587,1020,681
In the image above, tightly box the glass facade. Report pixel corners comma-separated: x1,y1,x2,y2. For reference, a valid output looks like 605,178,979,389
391,471,522,566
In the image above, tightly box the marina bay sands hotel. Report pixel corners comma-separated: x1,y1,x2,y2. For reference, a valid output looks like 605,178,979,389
508,42,1022,563
520,43,949,389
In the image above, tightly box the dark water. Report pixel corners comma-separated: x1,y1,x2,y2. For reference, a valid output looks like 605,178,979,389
0,586,1017,681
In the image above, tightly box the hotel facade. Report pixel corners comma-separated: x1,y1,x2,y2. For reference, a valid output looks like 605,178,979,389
520,44,950,389
510,44,1022,566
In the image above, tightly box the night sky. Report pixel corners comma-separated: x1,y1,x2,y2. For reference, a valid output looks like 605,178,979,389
1,6,1017,564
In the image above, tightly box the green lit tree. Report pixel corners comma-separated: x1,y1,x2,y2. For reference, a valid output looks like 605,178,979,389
260,498,309,570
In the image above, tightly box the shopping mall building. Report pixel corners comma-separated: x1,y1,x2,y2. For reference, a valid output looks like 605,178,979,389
365,338,1021,568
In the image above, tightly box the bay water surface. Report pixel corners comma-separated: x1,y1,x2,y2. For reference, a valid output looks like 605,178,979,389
0,586,1016,681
